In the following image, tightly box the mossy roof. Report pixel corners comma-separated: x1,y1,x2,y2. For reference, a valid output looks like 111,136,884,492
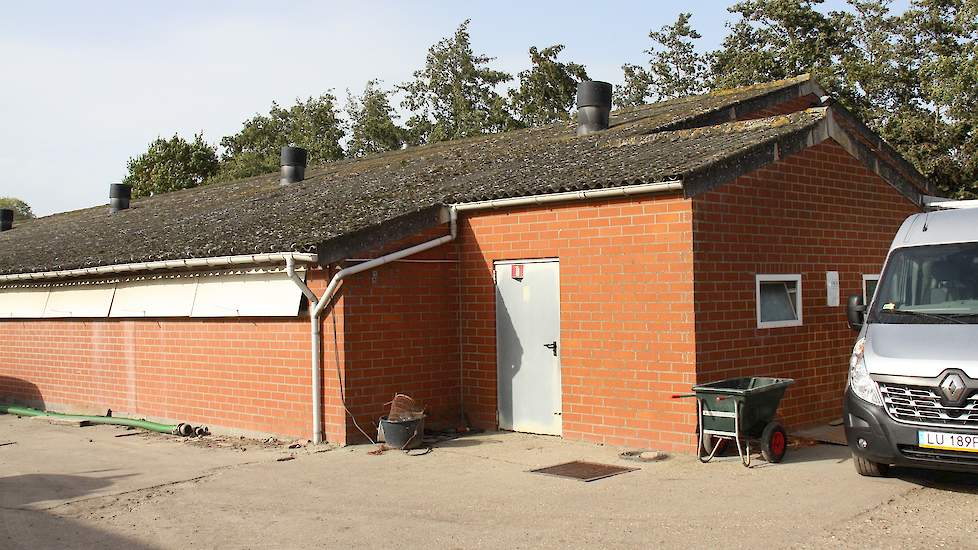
0,76,858,275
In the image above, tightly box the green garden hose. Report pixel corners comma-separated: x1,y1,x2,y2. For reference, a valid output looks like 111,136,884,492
0,404,195,436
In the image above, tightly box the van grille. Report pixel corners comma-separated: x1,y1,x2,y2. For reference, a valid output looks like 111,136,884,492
879,383,978,428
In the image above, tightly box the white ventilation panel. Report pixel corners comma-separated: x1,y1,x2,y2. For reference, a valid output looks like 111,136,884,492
190,271,304,317
110,277,198,317
42,285,116,318
0,287,51,318
0,269,304,319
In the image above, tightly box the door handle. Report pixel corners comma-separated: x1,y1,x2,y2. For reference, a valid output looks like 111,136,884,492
543,341,557,356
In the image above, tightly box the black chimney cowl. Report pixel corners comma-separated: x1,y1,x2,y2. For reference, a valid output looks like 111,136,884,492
0,209,13,232
576,81,613,135
280,146,308,185
110,183,132,213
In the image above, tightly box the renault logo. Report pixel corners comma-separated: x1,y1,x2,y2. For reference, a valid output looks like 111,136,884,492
940,373,967,403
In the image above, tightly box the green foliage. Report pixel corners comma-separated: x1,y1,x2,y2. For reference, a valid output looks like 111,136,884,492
218,94,345,180
690,0,976,198
708,0,854,97
509,44,589,127
123,134,219,198
891,0,978,197
346,80,405,157
616,13,708,107
399,20,515,144
0,197,34,220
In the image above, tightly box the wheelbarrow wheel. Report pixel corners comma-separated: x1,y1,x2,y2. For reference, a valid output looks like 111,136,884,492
761,422,788,463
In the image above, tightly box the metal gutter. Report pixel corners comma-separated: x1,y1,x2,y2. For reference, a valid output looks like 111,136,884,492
0,252,319,283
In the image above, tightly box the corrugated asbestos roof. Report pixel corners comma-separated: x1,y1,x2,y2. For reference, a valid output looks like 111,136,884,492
0,76,869,275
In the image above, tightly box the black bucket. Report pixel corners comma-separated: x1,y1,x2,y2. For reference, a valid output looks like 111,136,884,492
379,415,425,449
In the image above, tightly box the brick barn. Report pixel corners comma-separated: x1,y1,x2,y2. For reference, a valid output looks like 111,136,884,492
0,75,932,452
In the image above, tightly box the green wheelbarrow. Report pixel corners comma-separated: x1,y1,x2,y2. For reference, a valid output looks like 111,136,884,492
673,377,794,467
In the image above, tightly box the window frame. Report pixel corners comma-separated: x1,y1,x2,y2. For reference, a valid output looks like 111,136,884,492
862,274,881,306
755,274,803,329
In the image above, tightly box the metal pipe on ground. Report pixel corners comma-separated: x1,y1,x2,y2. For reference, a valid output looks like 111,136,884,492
0,404,196,436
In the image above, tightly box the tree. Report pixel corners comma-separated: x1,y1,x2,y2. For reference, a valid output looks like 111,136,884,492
399,20,515,144
699,0,977,197
345,80,405,157
890,0,978,197
707,0,854,97
508,45,589,127
123,134,219,198
218,94,345,180
615,13,708,107
0,197,34,220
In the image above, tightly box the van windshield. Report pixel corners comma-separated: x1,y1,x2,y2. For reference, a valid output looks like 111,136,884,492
870,242,978,324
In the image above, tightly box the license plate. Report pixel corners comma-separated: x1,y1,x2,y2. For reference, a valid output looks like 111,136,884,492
918,430,978,453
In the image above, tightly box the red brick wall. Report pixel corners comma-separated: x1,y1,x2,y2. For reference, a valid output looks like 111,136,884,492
339,255,460,442
691,140,919,429
0,270,336,441
458,195,697,452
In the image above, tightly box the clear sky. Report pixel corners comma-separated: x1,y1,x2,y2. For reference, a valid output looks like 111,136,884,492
0,0,905,216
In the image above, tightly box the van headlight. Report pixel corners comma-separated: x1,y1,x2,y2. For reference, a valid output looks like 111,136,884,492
848,338,882,406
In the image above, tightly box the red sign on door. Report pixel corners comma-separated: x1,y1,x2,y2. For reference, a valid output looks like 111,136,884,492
511,264,524,280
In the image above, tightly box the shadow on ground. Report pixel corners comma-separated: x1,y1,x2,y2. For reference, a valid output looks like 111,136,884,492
0,472,135,509
895,467,978,494
1,507,161,550
704,440,852,466
0,376,45,410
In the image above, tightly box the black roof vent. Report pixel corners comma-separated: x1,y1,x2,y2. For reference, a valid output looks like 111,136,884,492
0,209,13,232
110,183,132,213
280,146,308,185
576,81,613,135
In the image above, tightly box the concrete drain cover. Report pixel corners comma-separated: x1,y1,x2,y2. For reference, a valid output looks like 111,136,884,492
529,461,638,482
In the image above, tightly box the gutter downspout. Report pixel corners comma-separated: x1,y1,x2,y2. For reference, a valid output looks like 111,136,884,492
287,210,459,444
287,179,683,444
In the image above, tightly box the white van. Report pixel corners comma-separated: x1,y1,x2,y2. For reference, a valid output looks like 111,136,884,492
845,203,978,476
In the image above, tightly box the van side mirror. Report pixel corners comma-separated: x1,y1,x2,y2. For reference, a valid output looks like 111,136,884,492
847,294,865,331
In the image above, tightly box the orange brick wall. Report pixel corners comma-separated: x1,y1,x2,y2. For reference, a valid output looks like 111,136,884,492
458,195,698,452
0,139,920,453
339,254,460,442
691,140,919,429
0,270,340,442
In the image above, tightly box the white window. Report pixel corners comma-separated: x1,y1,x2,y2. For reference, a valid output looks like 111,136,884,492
755,274,803,328
863,274,880,305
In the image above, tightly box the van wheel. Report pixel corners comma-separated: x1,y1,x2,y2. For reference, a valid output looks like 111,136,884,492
853,454,890,477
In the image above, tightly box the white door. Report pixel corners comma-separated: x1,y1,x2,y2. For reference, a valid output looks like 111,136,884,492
495,259,561,435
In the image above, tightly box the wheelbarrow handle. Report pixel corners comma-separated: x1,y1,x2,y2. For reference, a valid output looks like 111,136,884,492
671,393,732,401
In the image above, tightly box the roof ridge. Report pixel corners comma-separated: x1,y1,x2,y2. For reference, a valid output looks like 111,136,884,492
608,106,828,148
613,74,812,116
